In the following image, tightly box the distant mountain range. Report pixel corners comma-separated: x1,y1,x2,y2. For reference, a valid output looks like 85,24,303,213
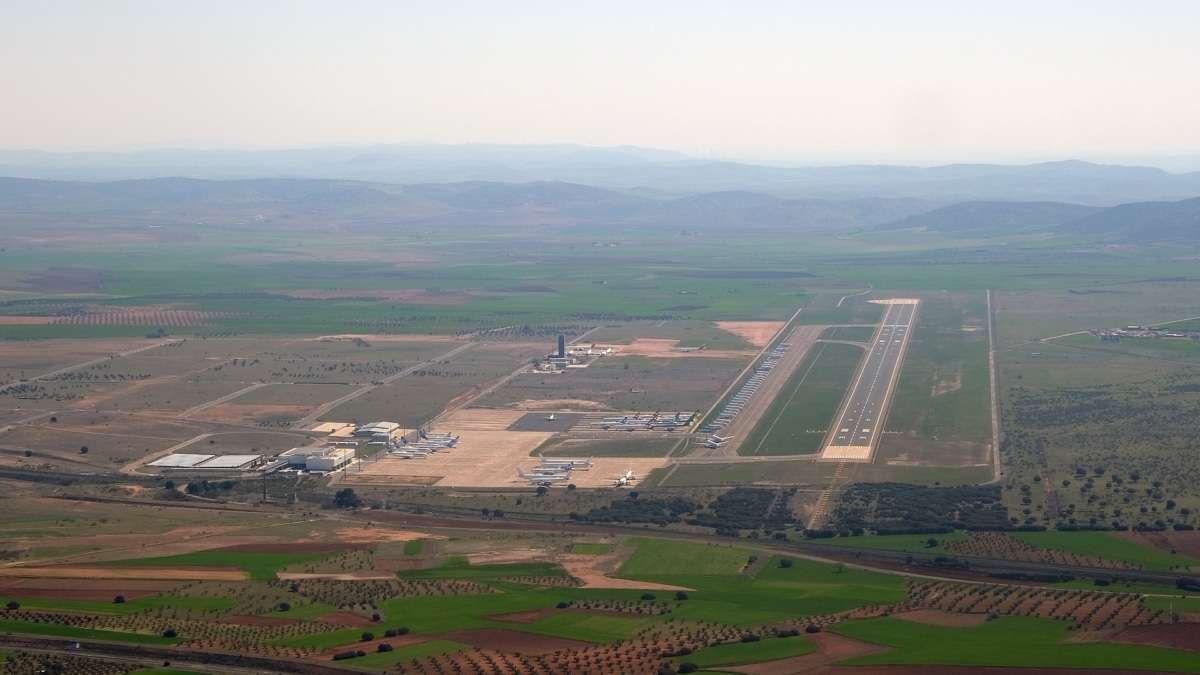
3,175,1200,243
873,196,1200,243
3,144,1200,205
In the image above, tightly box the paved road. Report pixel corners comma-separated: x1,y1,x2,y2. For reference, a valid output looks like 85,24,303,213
821,301,917,461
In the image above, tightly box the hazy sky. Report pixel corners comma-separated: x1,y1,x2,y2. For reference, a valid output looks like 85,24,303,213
5,0,1199,164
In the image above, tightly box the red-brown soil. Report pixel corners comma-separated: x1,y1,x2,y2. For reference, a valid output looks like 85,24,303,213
1118,528,1200,560
817,669,1184,675
440,628,591,655
217,614,300,627
0,578,176,601
1108,622,1200,651
315,611,377,627
729,631,889,674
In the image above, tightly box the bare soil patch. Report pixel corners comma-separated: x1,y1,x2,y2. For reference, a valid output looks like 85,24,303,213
716,321,785,347
440,628,590,655
466,549,548,566
316,611,376,627
1118,529,1200,560
895,609,989,627
196,403,310,425
730,631,888,674
217,614,299,627
333,527,435,543
1109,622,1200,651
823,669,1182,675
0,316,57,324
558,553,691,591
0,578,177,601
0,566,245,581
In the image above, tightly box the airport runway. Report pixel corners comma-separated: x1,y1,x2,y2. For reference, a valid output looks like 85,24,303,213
820,300,918,462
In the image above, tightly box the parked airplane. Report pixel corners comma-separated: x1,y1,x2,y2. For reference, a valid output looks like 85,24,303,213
710,435,733,443
613,469,637,486
517,468,571,484
544,414,557,421
540,457,593,469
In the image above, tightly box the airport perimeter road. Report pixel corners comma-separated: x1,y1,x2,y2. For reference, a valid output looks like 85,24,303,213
683,324,827,460
820,300,917,462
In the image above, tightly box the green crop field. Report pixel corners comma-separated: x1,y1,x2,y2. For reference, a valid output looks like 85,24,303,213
834,615,1200,671
618,537,754,577
672,634,816,667
399,558,569,580
107,550,331,581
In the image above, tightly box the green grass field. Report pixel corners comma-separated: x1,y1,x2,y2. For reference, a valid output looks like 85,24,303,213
739,341,864,456
834,615,1200,671
619,537,753,577
399,558,569,580
106,550,330,581
1008,531,1199,572
673,634,816,667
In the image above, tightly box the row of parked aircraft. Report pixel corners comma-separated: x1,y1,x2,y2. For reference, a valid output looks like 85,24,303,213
516,465,637,487
385,429,460,459
589,410,698,432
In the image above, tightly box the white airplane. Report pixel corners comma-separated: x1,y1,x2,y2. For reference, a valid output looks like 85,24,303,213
517,468,571,484
613,469,636,486
540,457,593,469
544,414,557,421
710,435,733,443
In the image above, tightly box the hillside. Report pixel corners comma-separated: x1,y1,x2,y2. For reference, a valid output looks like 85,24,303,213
0,177,933,233
4,145,1200,204
876,201,1102,238
1057,196,1200,243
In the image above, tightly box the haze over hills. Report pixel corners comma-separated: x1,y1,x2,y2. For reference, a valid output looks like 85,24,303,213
4,144,1200,205
3,174,1200,243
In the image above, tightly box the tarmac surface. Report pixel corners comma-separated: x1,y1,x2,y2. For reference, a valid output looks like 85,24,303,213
821,300,918,462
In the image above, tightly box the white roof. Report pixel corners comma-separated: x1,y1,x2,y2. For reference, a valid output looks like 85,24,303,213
148,454,214,468
196,454,261,468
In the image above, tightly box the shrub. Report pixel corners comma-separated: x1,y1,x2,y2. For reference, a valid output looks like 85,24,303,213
162,628,177,638
804,625,821,634
641,593,656,601
79,446,89,454
678,663,699,674
113,595,125,604
377,643,394,653
372,612,381,622
740,633,760,643
361,632,375,642
779,558,793,568
6,601,19,610
277,602,291,611
675,591,689,601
